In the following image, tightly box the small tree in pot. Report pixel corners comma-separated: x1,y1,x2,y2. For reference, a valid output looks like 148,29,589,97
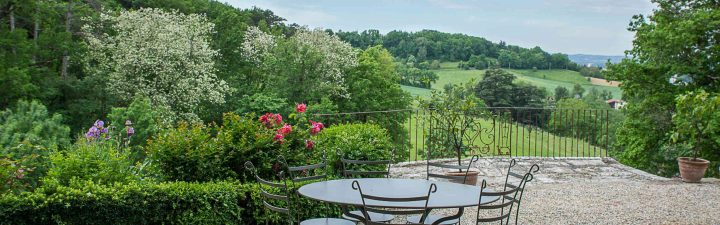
672,90,720,182
421,82,487,184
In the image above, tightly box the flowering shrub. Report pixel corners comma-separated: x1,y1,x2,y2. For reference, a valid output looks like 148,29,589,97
149,104,325,182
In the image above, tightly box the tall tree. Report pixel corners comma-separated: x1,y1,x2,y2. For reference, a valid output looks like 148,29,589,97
82,8,230,123
475,69,515,107
606,0,720,175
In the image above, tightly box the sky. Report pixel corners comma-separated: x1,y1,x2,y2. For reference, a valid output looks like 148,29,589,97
224,0,657,56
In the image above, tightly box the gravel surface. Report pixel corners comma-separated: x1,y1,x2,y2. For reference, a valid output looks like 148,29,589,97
379,158,720,225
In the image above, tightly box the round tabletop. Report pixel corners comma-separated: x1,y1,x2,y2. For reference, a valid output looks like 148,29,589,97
297,178,498,209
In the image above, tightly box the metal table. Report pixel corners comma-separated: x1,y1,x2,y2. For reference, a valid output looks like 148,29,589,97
298,178,498,222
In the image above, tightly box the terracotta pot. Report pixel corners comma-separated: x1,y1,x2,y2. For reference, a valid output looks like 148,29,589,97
445,170,480,185
677,157,710,183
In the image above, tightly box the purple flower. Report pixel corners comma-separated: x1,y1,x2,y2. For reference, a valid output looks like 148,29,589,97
101,128,108,134
86,126,99,139
94,120,104,128
127,127,135,137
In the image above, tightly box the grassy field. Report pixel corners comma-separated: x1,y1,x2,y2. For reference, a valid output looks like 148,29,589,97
398,62,613,160
402,113,607,161
402,62,623,100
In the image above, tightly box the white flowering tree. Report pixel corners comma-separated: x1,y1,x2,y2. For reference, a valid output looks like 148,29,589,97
241,27,357,103
82,8,230,122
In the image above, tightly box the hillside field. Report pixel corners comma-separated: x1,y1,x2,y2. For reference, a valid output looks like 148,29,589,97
401,62,623,100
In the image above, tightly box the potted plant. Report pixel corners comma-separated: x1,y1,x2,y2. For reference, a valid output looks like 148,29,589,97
671,90,720,182
422,82,487,185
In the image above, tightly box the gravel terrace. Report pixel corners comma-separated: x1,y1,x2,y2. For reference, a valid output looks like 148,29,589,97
381,158,720,225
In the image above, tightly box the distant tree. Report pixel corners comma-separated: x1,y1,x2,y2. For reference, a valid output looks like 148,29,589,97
512,83,547,108
475,69,515,107
572,84,585,98
554,86,570,100
601,90,613,100
430,60,441,69
580,66,602,78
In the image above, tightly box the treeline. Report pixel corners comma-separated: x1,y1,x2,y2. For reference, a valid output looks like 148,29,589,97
0,0,300,133
395,58,439,88
0,0,413,140
335,29,580,70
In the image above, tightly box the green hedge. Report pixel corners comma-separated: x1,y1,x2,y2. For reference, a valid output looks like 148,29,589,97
316,123,394,176
0,180,340,225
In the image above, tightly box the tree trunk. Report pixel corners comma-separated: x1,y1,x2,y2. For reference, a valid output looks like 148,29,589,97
33,2,40,62
9,5,15,31
61,0,73,80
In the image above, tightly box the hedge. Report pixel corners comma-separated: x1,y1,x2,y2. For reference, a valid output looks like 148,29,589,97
0,180,340,225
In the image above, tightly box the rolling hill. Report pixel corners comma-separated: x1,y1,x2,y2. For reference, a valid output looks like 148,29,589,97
401,62,623,100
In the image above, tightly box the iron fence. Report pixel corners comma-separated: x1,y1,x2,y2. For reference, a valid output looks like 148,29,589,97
312,107,611,162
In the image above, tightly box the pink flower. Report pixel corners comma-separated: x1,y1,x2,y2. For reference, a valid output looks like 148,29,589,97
305,139,314,149
310,121,325,135
273,133,285,143
278,124,292,135
275,114,283,125
296,103,307,113
15,169,25,179
260,113,283,128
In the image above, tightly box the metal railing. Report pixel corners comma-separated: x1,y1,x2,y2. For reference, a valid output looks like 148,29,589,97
312,107,611,161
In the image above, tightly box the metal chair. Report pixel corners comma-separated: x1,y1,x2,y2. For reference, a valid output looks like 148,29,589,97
500,159,540,225
475,170,534,225
406,155,480,225
278,154,329,185
339,154,396,223
245,161,353,225
351,180,442,225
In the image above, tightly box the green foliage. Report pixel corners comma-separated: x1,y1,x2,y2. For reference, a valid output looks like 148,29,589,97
147,122,234,182
337,30,578,70
45,142,141,186
235,93,289,115
396,62,439,88
554,86,570,100
606,0,720,176
475,69,547,109
149,110,326,182
579,66,603,78
548,98,623,148
0,179,340,225
0,100,70,150
421,82,488,163
0,143,53,194
107,96,162,148
475,69,516,107
0,180,244,225
315,123,394,176
671,90,720,163
572,84,585,98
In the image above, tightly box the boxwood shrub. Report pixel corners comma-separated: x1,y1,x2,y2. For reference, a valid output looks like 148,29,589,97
0,180,340,225
315,123,394,177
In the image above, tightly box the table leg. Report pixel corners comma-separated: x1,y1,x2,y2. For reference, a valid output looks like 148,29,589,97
341,205,365,221
431,207,464,225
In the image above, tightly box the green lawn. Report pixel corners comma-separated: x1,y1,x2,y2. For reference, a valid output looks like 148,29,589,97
404,62,623,100
403,113,606,161
398,62,614,160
